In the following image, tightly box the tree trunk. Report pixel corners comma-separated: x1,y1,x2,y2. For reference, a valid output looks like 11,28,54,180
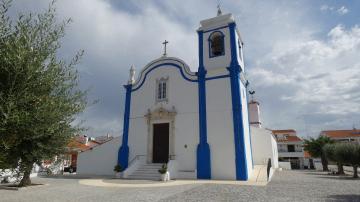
337,163,345,175
320,154,329,171
18,163,33,187
353,166,358,178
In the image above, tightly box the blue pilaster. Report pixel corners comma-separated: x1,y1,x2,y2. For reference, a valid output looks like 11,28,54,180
196,30,211,179
228,22,248,180
118,84,132,169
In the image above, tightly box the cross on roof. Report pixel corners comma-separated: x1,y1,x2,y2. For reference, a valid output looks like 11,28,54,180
217,0,222,16
162,40,169,56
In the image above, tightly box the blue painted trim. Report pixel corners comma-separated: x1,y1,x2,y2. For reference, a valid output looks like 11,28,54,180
203,25,229,33
118,84,132,169
196,30,211,179
208,31,225,58
132,63,197,92
228,22,248,180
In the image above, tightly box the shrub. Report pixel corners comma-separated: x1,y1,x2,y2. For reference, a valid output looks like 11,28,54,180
114,164,123,173
158,164,167,174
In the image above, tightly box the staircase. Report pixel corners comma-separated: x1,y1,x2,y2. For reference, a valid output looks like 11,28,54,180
127,163,163,180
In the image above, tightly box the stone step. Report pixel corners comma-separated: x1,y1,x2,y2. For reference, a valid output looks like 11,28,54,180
129,173,160,177
126,163,164,180
132,171,160,174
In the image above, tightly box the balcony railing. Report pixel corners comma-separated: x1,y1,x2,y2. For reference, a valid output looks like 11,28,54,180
278,151,304,158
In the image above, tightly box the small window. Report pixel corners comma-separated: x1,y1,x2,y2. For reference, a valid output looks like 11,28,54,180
208,31,224,57
156,78,168,102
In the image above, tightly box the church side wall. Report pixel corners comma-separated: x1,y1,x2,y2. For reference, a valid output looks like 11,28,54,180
77,137,121,176
206,77,236,180
128,66,198,172
240,82,253,177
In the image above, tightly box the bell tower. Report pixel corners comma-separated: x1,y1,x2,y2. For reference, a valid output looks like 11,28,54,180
196,9,252,181
197,12,244,74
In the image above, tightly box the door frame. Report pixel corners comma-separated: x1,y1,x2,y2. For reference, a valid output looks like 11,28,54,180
145,107,176,164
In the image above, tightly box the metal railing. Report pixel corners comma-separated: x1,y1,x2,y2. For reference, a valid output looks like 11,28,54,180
128,155,146,167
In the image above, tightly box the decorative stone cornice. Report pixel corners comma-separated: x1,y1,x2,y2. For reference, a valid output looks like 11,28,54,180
145,106,177,121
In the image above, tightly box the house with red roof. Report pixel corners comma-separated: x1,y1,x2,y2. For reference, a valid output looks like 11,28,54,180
271,129,306,169
320,129,360,143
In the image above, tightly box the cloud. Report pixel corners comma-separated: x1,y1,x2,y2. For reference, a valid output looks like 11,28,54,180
8,0,360,137
320,4,349,16
337,6,349,15
249,24,360,135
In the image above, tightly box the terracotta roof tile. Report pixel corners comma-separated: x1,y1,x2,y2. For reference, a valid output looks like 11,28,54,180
321,129,360,138
271,129,296,133
275,135,302,142
67,139,90,152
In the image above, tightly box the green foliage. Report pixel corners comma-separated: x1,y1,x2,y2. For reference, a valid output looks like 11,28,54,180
303,136,334,158
323,144,336,162
303,136,334,171
158,164,167,174
324,143,360,178
114,164,123,173
0,0,87,185
333,143,360,166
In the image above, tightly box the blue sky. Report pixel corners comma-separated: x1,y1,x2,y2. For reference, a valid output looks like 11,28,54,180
9,0,360,138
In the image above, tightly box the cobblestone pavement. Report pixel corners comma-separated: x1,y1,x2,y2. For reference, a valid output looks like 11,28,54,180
1,170,359,202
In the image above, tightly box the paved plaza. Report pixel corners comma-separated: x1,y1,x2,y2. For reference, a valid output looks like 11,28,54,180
1,170,359,202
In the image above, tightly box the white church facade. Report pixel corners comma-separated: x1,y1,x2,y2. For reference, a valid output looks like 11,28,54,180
77,10,278,181
118,12,253,180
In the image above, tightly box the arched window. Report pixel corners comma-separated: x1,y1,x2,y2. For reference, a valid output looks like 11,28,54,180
208,31,225,57
156,77,168,102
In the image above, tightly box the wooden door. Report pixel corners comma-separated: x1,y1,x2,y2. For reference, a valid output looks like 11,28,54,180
152,123,169,163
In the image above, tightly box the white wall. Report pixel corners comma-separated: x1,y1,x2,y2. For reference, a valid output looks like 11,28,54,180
250,127,279,169
206,77,236,180
240,82,253,178
279,162,291,170
129,58,198,172
77,137,121,175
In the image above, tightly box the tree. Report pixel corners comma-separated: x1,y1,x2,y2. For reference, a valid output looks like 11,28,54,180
0,0,87,186
323,144,345,175
303,136,334,171
331,143,360,178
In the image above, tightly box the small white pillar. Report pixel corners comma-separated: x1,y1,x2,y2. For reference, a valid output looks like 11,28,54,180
248,100,262,128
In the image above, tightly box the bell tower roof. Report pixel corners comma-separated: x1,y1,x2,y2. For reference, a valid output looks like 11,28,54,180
198,13,234,31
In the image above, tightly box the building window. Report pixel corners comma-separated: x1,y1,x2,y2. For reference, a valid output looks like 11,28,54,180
156,78,168,102
208,31,225,58
287,145,295,152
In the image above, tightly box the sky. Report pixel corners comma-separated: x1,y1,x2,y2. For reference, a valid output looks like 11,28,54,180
8,0,360,138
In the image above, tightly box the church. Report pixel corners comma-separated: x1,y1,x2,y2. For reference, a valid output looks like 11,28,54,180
77,9,278,182
118,10,253,181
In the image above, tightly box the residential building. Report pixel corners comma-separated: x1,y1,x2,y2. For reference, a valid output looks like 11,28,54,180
320,129,360,143
272,129,305,169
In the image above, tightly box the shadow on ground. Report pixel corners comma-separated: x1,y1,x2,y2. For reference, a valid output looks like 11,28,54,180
315,175,360,181
327,194,360,201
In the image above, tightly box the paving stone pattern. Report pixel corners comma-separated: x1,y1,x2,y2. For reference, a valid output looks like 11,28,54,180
1,170,359,202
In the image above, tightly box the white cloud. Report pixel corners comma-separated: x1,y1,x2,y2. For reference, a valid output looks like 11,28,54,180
8,0,360,137
337,6,349,15
320,5,334,11
320,4,349,16
249,24,360,133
